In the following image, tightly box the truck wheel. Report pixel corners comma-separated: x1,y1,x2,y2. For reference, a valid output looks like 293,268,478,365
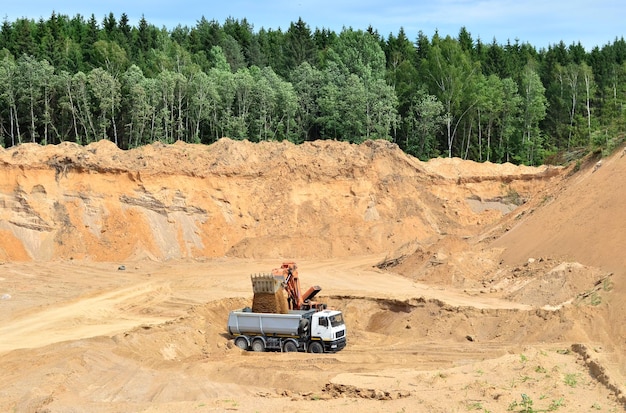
252,339,265,352
235,337,248,350
283,341,298,352
308,342,324,353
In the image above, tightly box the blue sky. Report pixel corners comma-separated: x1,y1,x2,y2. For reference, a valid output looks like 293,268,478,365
2,0,623,51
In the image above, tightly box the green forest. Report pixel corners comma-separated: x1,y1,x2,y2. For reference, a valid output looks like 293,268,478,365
1,12,626,165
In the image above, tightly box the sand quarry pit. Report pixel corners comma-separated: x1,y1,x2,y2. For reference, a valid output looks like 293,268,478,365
0,139,625,412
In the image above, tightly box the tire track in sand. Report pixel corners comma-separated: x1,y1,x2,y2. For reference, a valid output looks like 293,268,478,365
0,282,172,353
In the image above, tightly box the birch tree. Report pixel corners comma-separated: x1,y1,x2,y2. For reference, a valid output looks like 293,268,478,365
403,88,445,159
187,70,217,142
563,63,579,149
290,62,323,143
0,56,21,145
87,68,121,143
580,62,595,143
70,71,97,144
421,35,480,157
16,55,51,142
498,78,522,163
520,64,547,164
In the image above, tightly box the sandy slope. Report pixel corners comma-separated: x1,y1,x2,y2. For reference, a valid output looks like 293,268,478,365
0,139,624,412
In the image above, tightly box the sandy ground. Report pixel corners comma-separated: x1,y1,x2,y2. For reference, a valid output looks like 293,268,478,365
0,139,625,412
0,257,622,413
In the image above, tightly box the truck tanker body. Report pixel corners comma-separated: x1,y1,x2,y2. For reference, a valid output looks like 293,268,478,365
227,307,346,353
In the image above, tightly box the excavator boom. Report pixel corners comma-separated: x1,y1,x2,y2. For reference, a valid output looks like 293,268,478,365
256,261,326,311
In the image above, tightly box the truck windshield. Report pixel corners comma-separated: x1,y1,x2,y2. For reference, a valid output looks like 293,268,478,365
329,314,344,327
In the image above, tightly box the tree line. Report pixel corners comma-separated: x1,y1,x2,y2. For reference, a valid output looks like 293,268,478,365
0,12,625,165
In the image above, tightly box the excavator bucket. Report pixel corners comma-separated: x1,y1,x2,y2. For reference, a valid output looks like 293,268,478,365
251,274,289,314
251,274,282,294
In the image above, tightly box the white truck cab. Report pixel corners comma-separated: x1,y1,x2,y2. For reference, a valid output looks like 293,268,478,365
311,309,346,352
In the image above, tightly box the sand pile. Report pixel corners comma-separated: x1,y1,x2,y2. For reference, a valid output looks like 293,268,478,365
252,290,289,314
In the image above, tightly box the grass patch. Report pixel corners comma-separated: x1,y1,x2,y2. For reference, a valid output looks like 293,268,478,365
563,373,579,387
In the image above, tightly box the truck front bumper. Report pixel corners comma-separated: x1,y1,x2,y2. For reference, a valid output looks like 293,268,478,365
327,337,347,352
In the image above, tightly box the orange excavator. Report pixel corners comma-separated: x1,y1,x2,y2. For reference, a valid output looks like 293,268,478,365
270,262,327,311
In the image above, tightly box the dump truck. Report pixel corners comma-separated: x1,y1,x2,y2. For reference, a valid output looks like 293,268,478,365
227,261,347,353
227,307,347,353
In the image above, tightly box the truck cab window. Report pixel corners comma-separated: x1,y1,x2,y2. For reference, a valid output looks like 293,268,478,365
329,314,344,327
319,317,328,327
